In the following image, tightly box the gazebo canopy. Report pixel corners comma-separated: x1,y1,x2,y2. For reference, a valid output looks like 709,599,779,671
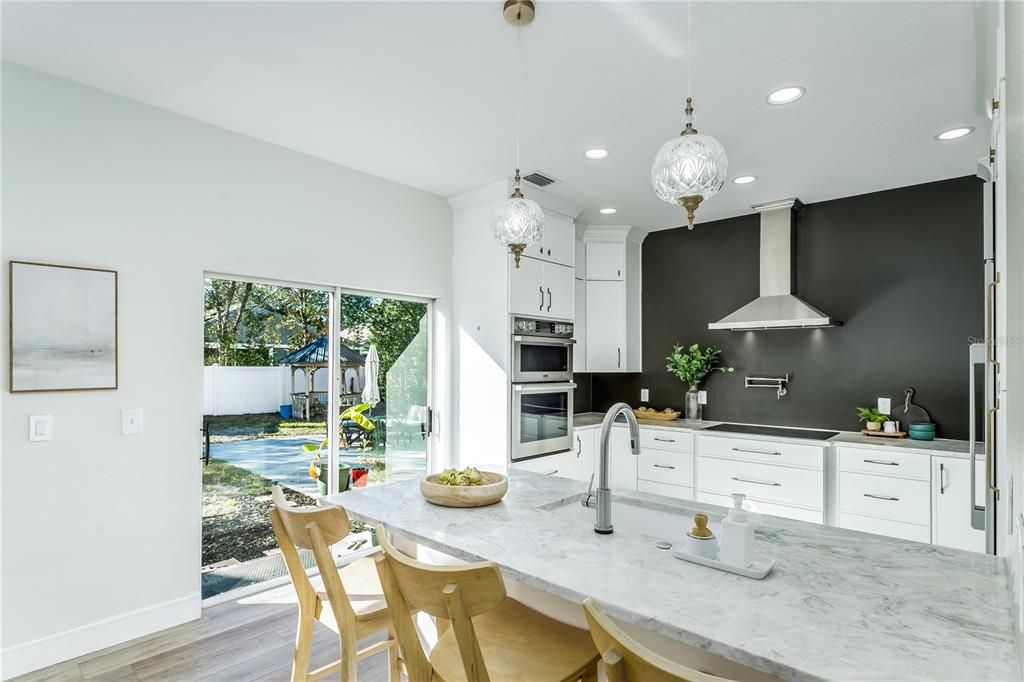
278,336,366,368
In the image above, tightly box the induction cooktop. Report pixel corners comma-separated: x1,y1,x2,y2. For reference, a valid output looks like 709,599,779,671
701,423,838,440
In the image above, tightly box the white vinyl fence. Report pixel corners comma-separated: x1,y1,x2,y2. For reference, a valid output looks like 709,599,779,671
203,366,291,416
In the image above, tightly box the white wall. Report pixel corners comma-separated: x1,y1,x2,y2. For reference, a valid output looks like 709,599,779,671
202,366,289,416
0,63,452,677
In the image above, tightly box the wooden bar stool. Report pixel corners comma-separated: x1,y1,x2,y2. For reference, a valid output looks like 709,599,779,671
373,524,599,682
583,598,735,682
269,487,400,682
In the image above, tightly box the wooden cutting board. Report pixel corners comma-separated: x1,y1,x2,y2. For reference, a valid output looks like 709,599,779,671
891,387,930,426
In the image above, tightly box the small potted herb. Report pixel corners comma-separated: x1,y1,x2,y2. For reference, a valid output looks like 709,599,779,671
855,407,888,431
666,344,734,420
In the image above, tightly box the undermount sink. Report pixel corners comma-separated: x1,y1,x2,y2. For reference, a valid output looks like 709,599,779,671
542,495,721,548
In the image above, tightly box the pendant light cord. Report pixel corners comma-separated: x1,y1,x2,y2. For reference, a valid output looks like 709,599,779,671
687,0,693,103
515,21,522,175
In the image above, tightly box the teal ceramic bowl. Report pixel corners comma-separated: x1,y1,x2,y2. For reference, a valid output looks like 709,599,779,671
909,423,936,441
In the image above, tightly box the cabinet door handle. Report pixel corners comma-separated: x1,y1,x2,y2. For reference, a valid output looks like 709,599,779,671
988,273,1001,373
654,437,676,443
538,286,544,311
546,287,552,312
732,476,780,487
547,248,552,256
864,493,899,502
863,459,899,466
653,464,676,470
617,348,621,368
939,462,947,494
576,435,582,455
988,399,1000,500
732,447,781,456
544,469,559,476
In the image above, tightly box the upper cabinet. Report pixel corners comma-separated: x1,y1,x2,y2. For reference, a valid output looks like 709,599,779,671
586,242,625,281
522,212,575,267
509,255,574,320
579,226,645,372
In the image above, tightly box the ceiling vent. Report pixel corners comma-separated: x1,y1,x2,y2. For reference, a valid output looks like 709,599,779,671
522,171,558,187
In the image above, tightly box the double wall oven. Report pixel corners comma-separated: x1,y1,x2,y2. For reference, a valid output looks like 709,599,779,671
510,317,575,461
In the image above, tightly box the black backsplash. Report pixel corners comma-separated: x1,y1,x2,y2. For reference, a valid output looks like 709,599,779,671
576,177,983,440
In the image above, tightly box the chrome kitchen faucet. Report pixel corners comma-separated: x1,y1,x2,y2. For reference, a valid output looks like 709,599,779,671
582,402,641,534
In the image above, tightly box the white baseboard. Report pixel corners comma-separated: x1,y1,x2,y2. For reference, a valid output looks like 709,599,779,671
1,593,200,680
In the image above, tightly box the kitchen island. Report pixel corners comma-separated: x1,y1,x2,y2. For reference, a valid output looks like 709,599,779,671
332,470,1019,682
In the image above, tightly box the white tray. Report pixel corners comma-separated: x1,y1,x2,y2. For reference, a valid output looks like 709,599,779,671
672,550,776,579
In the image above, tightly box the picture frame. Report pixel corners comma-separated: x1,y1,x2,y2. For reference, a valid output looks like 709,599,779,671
9,260,119,392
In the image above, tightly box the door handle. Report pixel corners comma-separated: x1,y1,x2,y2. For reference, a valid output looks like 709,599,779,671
988,273,1000,373
617,347,621,368
863,459,899,466
653,464,676,470
940,462,948,494
653,437,676,443
546,287,552,312
988,399,1001,500
732,447,781,456
864,493,899,502
731,476,780,487
576,435,582,455
538,286,544,311
544,469,559,476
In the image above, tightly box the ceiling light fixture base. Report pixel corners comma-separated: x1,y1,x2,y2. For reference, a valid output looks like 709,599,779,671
509,244,526,268
679,195,703,230
503,0,535,26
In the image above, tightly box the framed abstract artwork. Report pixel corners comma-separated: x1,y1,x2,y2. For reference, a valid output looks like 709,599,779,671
9,261,118,392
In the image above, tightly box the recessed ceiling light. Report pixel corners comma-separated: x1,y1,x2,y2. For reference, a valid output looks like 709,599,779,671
935,127,974,141
599,207,617,215
584,148,609,160
766,86,805,105
733,175,758,185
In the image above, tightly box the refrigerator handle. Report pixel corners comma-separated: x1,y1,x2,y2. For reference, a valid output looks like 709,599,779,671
970,343,987,531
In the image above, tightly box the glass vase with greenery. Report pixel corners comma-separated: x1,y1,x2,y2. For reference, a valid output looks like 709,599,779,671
665,344,734,420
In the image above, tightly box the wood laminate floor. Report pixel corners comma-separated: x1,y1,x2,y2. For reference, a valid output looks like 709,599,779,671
12,583,393,682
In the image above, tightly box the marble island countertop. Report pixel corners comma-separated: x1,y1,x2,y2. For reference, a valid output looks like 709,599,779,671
334,471,1018,682
573,411,983,459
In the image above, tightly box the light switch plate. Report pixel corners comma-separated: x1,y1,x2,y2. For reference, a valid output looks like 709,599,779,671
29,415,53,442
640,388,650,402
878,397,891,415
698,391,708,405
122,408,144,435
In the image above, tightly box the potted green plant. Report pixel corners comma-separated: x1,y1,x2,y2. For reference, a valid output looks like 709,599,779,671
340,403,376,486
666,344,734,420
305,438,351,495
855,407,888,431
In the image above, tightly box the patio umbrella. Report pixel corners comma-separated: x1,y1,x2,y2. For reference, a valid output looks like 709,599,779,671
361,344,380,407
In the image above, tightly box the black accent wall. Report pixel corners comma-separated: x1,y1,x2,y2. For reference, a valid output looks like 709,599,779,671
578,176,983,440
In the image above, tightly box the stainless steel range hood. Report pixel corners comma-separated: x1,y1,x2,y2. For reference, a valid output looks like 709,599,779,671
708,198,839,331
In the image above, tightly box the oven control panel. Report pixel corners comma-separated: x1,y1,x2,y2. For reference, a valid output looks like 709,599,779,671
513,316,574,338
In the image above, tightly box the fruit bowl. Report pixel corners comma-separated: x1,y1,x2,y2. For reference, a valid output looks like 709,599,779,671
635,406,681,421
420,471,508,508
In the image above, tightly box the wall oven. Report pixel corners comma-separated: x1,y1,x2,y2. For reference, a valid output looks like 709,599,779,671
511,381,575,461
511,316,574,383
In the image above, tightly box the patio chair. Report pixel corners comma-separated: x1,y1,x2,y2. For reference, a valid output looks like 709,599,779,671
269,487,400,682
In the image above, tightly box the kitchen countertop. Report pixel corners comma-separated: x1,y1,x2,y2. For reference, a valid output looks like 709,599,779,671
334,472,1018,681
573,411,983,459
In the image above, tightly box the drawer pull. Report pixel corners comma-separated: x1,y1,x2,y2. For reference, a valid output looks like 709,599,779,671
654,437,677,443
731,476,781,487
544,470,559,476
863,459,899,466
653,464,676,470
863,493,899,502
732,447,781,456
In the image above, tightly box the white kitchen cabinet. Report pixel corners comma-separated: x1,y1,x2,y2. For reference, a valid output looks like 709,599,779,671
571,428,596,482
637,429,694,499
581,226,643,372
586,280,626,371
574,239,587,280
508,257,574,320
512,451,573,478
586,242,624,280
573,278,587,372
932,457,985,552
522,213,575,267
836,446,931,543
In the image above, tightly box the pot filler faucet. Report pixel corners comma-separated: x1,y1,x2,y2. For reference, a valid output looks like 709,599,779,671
582,402,641,534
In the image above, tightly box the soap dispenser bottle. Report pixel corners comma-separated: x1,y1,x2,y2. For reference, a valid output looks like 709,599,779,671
720,493,754,568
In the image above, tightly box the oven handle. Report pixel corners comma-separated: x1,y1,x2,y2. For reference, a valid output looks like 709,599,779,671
513,382,577,393
512,336,576,345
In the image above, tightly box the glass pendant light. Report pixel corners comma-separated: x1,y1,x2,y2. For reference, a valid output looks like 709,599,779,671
651,1,728,230
492,0,544,268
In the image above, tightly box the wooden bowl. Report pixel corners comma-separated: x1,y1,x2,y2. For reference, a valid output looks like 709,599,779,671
635,408,681,421
420,472,508,508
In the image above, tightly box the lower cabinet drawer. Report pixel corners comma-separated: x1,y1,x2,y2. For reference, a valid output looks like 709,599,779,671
697,456,824,510
837,447,930,481
638,449,693,487
639,429,693,453
511,451,573,478
637,479,694,501
838,512,931,543
698,491,824,524
837,471,930,525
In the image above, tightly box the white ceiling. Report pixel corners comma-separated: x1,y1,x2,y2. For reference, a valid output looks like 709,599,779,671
2,1,994,230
